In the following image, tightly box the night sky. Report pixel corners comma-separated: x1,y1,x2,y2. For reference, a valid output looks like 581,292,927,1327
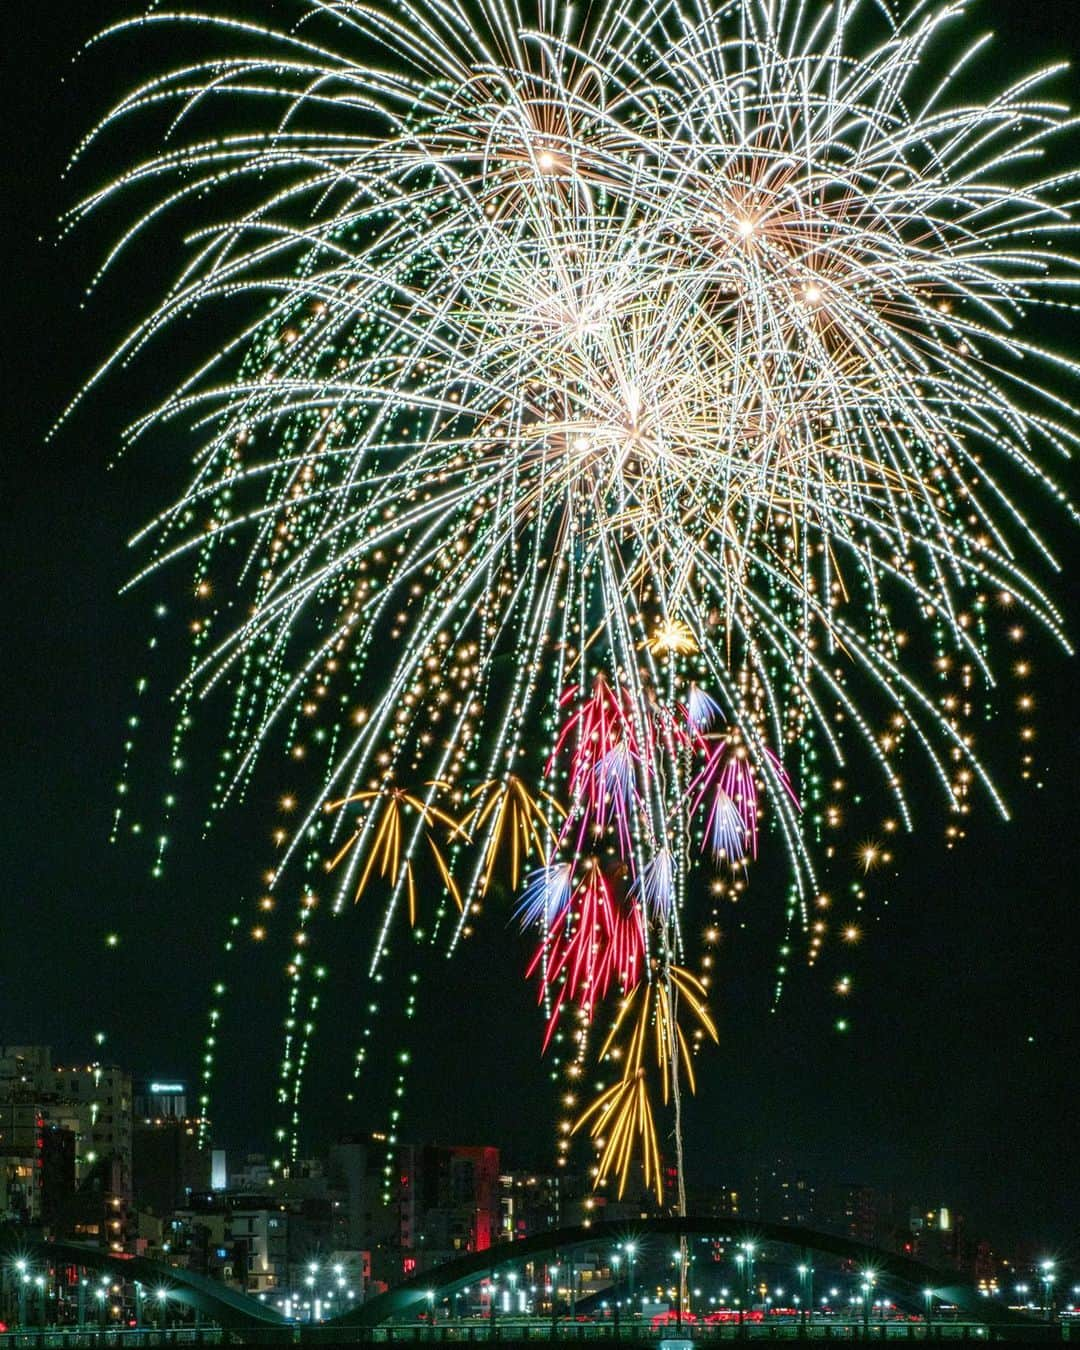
5,1,1079,1254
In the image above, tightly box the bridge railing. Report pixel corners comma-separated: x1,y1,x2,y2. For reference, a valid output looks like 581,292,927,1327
0,1332,224,1348
0,1321,1068,1346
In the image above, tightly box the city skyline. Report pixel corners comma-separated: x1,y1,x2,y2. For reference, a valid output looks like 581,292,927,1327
3,1038,1069,1294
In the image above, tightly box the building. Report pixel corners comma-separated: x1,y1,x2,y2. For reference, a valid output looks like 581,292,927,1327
326,1137,397,1255
399,1144,500,1268
1,1045,136,1249
909,1204,967,1271
818,1182,892,1248
748,1160,815,1227
133,1116,209,1216
0,1046,53,1085
688,1179,741,1221
2,1049,134,1201
165,1187,369,1305
48,1061,134,1205
227,1203,289,1293
133,1078,189,1120
0,1098,47,1223
229,1154,275,1193
499,1170,564,1242
40,1122,78,1228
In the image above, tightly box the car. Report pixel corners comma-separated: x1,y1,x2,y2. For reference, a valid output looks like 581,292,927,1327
704,1308,762,1324
650,1310,698,1327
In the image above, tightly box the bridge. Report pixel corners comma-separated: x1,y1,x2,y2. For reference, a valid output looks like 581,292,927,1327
332,1216,1025,1331
0,1236,287,1330
3,1220,1046,1340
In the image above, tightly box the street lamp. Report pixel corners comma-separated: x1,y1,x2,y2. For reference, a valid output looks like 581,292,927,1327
797,1262,813,1330
624,1243,637,1303
860,1273,875,1336
734,1253,745,1327
743,1242,756,1296
1039,1261,1055,1321
738,1242,756,1323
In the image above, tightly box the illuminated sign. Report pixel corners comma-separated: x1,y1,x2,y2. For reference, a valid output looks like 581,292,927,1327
149,1082,185,1093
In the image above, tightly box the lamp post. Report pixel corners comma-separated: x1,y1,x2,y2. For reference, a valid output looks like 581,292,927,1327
734,1253,745,1330
924,1288,934,1332
14,1261,28,1328
672,1251,682,1332
1039,1262,1055,1321
797,1261,813,1333
625,1243,637,1305
860,1272,875,1338
739,1241,756,1329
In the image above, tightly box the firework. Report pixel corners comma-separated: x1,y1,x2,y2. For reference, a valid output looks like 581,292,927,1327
572,967,718,1202
75,0,1077,1200
324,786,467,926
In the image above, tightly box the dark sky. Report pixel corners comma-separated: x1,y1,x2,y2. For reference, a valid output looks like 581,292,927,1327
4,0,1079,1255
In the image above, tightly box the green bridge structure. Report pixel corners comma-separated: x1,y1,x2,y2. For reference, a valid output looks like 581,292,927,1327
0,1237,287,1331
2,1218,1056,1342
333,1217,1029,1332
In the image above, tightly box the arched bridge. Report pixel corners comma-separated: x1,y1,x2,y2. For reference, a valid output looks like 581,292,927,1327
4,1220,1033,1334
331,1216,1023,1331
0,1236,288,1330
